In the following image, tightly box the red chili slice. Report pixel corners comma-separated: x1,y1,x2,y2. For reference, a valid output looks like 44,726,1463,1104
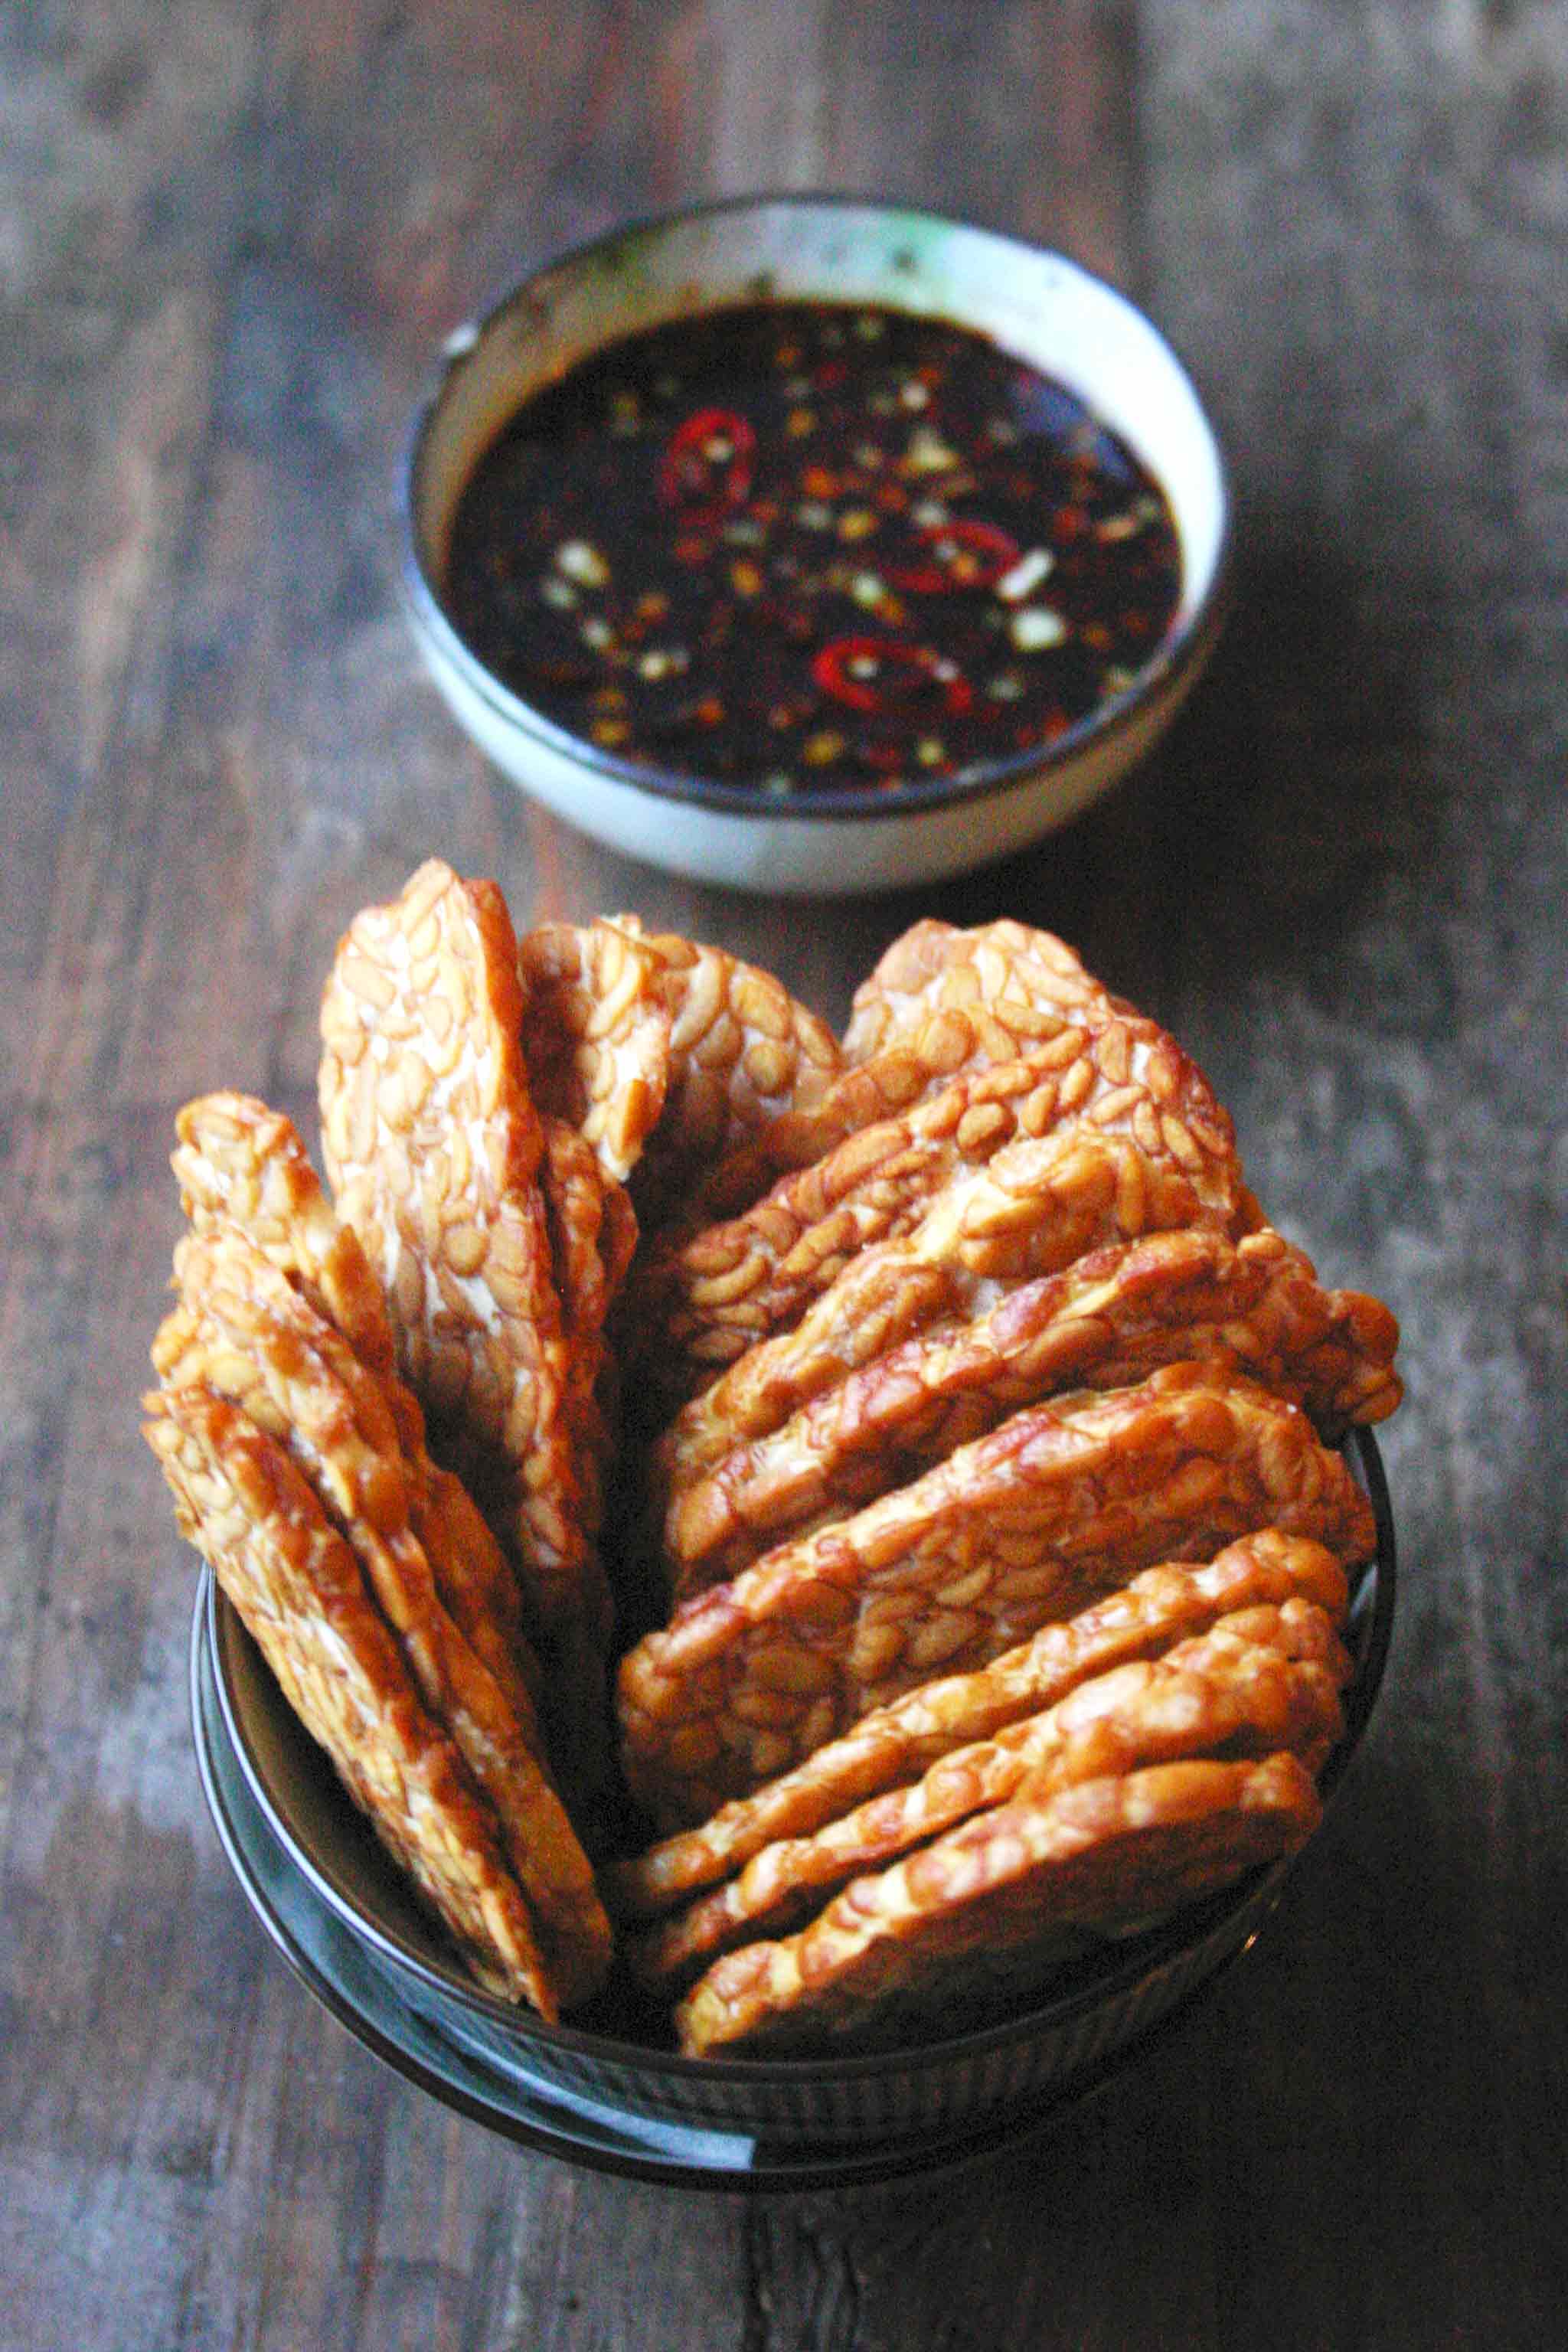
812,635,974,717
657,407,756,524
884,518,1023,595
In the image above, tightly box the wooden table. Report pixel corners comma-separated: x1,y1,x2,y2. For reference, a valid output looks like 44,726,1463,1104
4,3,1564,2344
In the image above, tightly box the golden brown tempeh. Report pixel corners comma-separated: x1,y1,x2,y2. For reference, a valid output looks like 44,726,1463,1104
675,1753,1321,2054
145,1387,565,2014
618,1366,1376,1827
606,1532,1348,1921
658,1224,1400,1588
637,1607,1346,1986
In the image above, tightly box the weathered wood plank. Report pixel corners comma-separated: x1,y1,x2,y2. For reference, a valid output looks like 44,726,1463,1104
2,0,1564,2345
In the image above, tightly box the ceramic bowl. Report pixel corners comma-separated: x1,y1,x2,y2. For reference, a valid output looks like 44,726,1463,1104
191,1432,1393,2191
401,194,1230,895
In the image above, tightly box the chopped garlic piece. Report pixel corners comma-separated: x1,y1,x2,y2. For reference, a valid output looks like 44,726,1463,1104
557,539,610,588
995,548,1055,603
1009,606,1068,651
903,426,959,475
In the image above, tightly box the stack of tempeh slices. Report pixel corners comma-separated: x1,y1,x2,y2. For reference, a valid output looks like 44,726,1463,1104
145,874,1400,2053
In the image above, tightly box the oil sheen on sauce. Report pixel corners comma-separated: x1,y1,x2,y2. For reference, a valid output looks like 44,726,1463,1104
442,302,1182,796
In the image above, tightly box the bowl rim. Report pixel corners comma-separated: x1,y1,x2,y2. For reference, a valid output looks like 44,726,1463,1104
400,188,1233,825
200,1426,1395,2087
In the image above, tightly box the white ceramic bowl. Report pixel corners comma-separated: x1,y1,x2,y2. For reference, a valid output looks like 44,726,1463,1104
402,195,1230,895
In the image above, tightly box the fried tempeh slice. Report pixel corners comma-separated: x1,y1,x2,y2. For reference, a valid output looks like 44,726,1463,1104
681,919,1235,1232
602,919,846,1224
606,1532,1347,1919
153,1224,611,2002
318,858,603,1643
170,1089,540,1717
655,1128,1214,1480
653,1138,1218,1597
637,1606,1348,1985
675,1752,1322,2054
660,1225,1403,1586
841,918,1112,1067
144,1387,560,2014
621,1011,1246,1413
172,1090,398,1375
539,1116,638,1540
678,926,1097,1233
518,917,672,1185
617,1367,1375,1826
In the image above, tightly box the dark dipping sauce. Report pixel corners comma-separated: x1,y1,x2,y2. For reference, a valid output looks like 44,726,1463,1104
442,302,1182,796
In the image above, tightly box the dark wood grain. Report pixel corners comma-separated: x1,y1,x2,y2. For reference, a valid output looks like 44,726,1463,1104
2,2,1565,2346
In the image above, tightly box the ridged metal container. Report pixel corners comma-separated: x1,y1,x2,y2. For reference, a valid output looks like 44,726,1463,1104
191,1430,1395,2190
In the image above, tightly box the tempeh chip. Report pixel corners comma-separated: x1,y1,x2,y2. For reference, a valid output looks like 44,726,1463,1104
636,1606,1348,1987
152,1223,611,2002
318,858,605,1645
170,1090,540,1720
539,1116,639,1539
621,1001,1248,1413
652,1128,1213,1522
144,1387,561,2014
606,1532,1348,1920
684,920,1238,1230
517,917,672,1184
675,1752,1323,2054
658,1224,1402,1587
606,918,846,1223
617,1367,1376,1827
172,1090,398,1376
841,917,1112,1067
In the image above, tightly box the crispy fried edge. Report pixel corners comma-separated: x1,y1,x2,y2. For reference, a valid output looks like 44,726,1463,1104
636,1607,1346,1986
145,1385,560,2014
675,1753,1321,2053
606,1531,1348,1919
618,1371,1374,1826
154,1222,611,2002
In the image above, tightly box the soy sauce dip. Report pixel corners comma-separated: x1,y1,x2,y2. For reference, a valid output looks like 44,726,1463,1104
442,302,1182,796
